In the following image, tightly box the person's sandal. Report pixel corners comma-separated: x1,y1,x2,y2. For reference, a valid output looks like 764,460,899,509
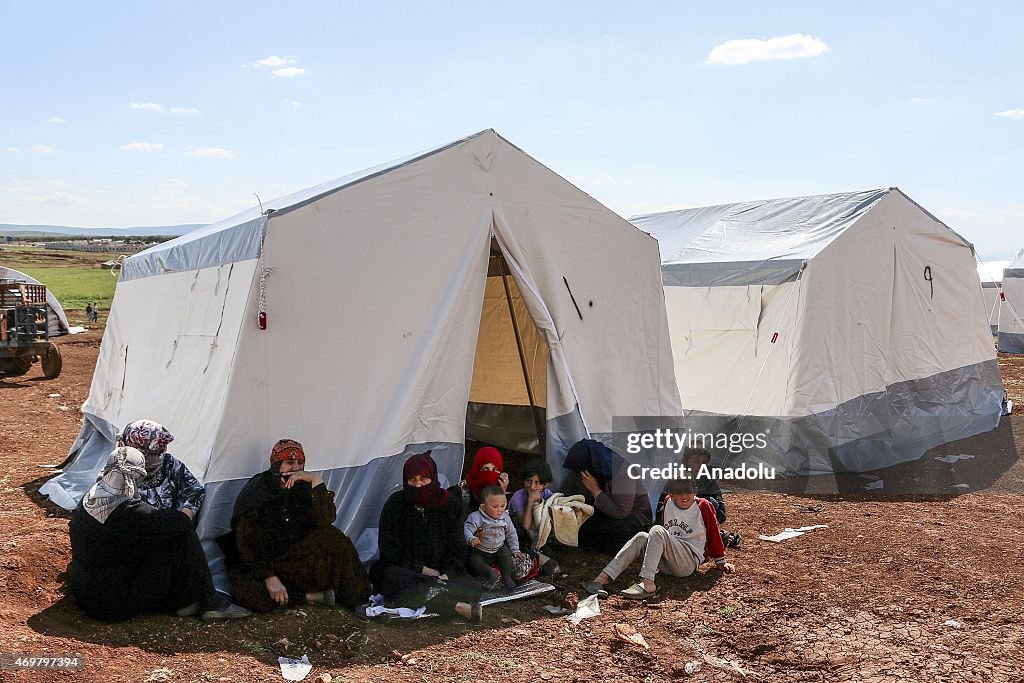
581,580,609,599
619,582,657,600
174,601,200,617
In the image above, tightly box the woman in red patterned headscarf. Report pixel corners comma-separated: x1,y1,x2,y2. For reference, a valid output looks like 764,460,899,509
462,446,510,509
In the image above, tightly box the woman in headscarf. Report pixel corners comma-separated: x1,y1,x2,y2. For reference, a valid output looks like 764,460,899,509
224,439,370,613
68,447,250,622
369,451,483,621
120,419,204,521
561,438,652,555
457,446,510,512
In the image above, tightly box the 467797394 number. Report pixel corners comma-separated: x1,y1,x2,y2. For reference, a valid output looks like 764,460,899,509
0,654,85,669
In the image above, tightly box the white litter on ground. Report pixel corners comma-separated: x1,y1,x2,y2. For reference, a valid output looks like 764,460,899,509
361,594,430,619
67,326,86,334
943,620,962,629
934,454,975,464
952,484,970,489
566,594,601,625
758,525,829,543
277,655,312,681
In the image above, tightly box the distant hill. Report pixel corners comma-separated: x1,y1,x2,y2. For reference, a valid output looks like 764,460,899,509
0,223,203,238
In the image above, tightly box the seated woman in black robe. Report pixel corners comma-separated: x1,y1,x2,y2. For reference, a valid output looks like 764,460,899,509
369,451,483,621
68,447,250,622
560,439,653,555
225,439,370,612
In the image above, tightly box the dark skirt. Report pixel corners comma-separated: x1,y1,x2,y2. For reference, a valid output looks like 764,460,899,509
369,563,482,615
577,509,650,556
71,513,215,622
229,526,370,612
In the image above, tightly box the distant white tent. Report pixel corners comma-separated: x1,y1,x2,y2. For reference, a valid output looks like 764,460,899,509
976,261,1007,335
0,266,70,337
41,130,681,586
998,248,1024,353
632,188,1003,475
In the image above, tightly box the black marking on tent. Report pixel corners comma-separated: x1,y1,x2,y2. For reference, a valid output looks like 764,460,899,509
563,276,583,320
121,345,128,392
924,266,933,299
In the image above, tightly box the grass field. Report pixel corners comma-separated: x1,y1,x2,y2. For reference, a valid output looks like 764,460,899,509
1,246,122,310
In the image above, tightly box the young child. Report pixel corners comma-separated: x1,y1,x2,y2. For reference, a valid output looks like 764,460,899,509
464,485,521,590
508,458,559,576
583,476,734,600
656,447,740,548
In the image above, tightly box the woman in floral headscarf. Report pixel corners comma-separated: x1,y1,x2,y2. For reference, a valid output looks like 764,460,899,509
68,447,250,622
120,419,204,521
369,451,483,621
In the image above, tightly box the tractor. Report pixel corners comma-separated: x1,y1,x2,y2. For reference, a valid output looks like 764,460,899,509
0,278,62,379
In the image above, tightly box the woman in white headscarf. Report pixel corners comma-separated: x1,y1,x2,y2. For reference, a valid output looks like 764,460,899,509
68,447,250,622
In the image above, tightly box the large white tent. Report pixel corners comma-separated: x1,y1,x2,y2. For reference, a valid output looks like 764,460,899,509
41,130,681,583
998,248,1024,353
632,188,1003,475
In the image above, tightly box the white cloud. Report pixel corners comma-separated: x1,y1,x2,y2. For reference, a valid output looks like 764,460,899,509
272,66,306,78
31,144,61,155
188,146,235,159
707,33,830,65
128,102,200,115
120,142,164,152
48,116,66,124
24,191,90,205
283,99,302,108
995,108,1024,119
6,147,20,153
909,97,935,104
129,102,165,112
256,55,297,68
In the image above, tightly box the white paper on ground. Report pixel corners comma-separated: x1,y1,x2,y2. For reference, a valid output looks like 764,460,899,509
566,593,601,625
67,326,86,334
758,524,829,543
278,655,312,681
934,454,975,464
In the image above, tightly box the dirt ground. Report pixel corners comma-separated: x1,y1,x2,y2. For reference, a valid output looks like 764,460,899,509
1,324,1022,683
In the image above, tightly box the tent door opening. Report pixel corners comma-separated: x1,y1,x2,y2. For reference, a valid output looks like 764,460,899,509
465,237,548,457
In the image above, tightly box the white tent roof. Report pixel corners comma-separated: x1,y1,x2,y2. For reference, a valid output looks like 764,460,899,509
631,188,972,286
122,132,495,281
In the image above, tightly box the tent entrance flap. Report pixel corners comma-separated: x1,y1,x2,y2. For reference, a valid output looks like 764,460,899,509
466,238,548,454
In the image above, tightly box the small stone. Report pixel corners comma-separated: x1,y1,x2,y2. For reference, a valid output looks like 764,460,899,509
318,674,332,683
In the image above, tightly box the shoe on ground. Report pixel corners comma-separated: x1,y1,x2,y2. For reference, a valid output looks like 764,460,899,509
580,580,609,599
619,582,657,600
201,601,252,621
540,559,561,577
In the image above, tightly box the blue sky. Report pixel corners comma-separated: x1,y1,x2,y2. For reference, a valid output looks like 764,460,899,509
2,1,1021,259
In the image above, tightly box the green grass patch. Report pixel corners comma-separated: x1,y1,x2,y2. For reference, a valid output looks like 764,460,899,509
12,266,117,310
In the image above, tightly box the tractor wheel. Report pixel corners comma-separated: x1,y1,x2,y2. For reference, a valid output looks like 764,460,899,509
42,343,62,379
0,355,33,377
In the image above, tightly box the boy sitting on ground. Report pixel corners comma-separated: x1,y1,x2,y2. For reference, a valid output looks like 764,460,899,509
656,446,741,548
583,476,734,600
464,485,523,590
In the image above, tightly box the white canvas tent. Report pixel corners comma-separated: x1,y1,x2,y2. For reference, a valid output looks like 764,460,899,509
977,261,1007,336
0,265,71,337
41,130,681,585
632,188,1003,475
998,248,1024,353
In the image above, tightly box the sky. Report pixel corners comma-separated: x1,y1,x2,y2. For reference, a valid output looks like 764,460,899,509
1,1,1021,259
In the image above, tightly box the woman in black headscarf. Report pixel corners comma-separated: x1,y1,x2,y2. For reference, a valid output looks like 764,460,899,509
369,451,483,621
561,439,652,555
68,447,249,622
